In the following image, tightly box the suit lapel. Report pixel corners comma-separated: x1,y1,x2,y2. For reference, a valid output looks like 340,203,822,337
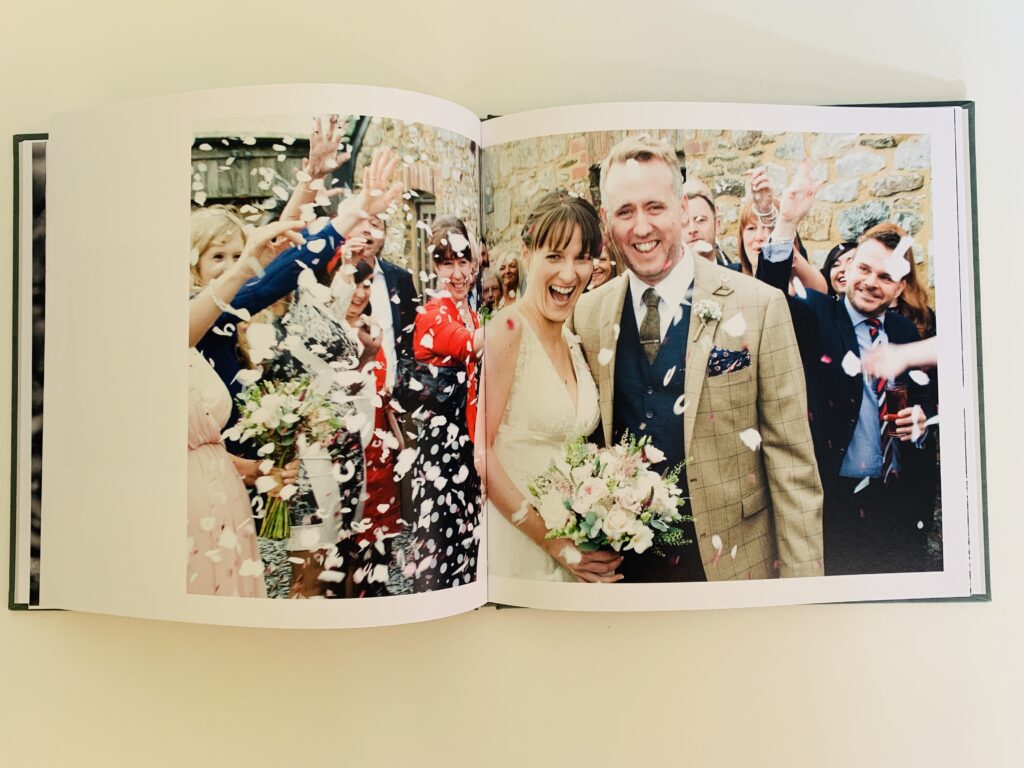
598,277,628,447
683,256,729,455
379,259,403,333
834,297,861,360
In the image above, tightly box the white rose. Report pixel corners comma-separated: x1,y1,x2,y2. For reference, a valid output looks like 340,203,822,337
635,471,659,505
573,477,608,514
614,487,643,514
627,521,655,554
538,494,572,531
602,507,634,540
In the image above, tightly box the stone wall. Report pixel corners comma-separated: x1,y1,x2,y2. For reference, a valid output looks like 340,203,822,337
482,129,934,291
359,117,479,281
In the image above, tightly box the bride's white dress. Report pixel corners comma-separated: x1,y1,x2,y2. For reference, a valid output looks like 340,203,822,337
488,312,600,581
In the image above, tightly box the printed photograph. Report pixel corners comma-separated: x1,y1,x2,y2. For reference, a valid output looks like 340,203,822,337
481,128,941,584
187,113,483,599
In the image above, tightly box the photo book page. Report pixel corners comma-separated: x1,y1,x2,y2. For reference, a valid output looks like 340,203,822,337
15,85,985,628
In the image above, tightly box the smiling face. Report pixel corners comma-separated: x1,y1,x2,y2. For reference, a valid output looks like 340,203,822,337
498,256,519,289
481,273,501,306
845,239,906,317
524,224,593,323
740,216,772,274
602,158,688,286
346,277,373,324
590,251,613,288
435,256,475,303
195,230,244,287
685,193,718,260
829,250,855,293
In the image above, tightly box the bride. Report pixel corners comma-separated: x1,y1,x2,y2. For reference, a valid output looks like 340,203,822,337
485,190,623,583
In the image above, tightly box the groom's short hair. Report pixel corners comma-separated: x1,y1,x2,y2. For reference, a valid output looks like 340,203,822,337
599,135,685,203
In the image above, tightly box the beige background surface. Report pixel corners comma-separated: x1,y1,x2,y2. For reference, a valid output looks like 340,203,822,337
2,1,1020,766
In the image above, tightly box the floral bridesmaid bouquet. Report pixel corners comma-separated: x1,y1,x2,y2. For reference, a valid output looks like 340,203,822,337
223,375,342,540
527,434,690,555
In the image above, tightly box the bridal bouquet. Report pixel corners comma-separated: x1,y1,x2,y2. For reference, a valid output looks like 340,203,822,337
527,435,689,555
223,374,343,540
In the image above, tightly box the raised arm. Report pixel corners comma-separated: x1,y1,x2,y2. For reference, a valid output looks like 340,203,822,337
189,219,306,346
279,115,350,225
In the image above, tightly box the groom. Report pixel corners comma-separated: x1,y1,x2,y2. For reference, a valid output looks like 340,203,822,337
572,135,823,581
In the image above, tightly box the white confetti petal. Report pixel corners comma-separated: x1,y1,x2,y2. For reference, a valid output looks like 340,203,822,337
238,559,263,577
277,484,297,501
672,394,688,415
199,516,216,532
447,232,470,254
663,366,677,386
693,240,713,255
908,369,930,386
910,404,924,443
738,428,762,451
197,143,213,151
193,191,207,206
305,238,326,254
258,459,274,475
317,570,345,583
711,534,723,551
560,546,582,565
841,351,862,377
453,465,469,484
255,475,278,494
218,528,238,549
721,312,747,338
257,442,276,457
791,276,807,299
730,544,738,559
421,333,434,350
511,506,529,524
233,367,263,387
924,414,940,428
853,476,871,494
598,348,613,366
917,521,924,530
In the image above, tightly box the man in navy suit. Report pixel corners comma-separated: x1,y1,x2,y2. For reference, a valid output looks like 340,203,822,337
345,213,419,409
764,221,936,576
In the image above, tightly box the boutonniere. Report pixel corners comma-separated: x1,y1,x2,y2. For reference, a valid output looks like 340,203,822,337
693,299,722,341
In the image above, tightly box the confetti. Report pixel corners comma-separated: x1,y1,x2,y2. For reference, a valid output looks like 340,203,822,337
672,394,688,415
663,366,677,386
193,191,207,206
693,240,713,255
791,276,807,299
258,459,273,475
560,546,582,565
197,142,212,151
917,521,924,530
257,442,276,457
511,506,528,524
820,355,832,364
394,448,417,480
218,528,238,550
613,324,621,340
711,534,723,551
254,475,277,494
453,465,469,484
199,516,216,532
238,559,263,578
853,477,870,494
908,370,930,386
730,545,738,559
738,428,762,451
272,143,286,152
910,404,924,443
598,348,613,366
721,312,747,338
924,414,940,428
841,351,862,377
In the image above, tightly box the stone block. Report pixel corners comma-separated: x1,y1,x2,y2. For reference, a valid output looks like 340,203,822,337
810,132,859,159
774,134,805,161
892,211,924,235
797,205,832,241
712,176,746,198
835,150,886,178
838,200,890,240
733,130,762,150
726,157,758,175
860,135,898,149
895,137,931,170
542,135,570,163
492,188,512,232
870,173,925,197
817,179,860,203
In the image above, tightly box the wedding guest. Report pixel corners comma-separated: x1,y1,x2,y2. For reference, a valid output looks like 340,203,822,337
479,267,501,315
684,190,735,267
494,250,521,308
187,219,308,599
409,216,484,592
761,206,937,574
344,259,406,597
589,241,619,289
739,166,827,294
821,241,858,297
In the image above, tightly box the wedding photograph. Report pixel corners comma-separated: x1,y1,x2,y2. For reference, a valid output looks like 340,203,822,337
187,112,484,600
481,126,942,586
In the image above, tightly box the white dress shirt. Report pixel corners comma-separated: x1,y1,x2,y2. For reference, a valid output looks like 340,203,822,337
626,250,695,341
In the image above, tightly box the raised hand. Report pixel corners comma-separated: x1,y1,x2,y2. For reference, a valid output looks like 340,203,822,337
303,115,351,181
239,219,308,273
745,166,775,214
332,146,404,238
778,159,822,226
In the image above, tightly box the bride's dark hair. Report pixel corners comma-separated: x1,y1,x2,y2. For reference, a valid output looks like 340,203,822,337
521,189,602,260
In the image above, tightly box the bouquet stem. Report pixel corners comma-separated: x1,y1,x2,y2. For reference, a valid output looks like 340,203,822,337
259,496,291,541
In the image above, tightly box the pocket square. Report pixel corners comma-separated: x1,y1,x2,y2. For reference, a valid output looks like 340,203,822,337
707,346,751,376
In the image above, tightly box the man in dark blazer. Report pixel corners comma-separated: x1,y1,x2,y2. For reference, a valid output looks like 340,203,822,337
345,213,419,409
766,224,936,576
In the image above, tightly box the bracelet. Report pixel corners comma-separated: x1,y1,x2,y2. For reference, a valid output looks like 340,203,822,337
208,278,252,321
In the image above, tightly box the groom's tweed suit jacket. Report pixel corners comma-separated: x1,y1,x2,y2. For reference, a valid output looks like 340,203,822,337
571,254,824,579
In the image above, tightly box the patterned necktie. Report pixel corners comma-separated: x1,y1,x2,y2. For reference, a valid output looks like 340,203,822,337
866,317,898,483
639,288,661,364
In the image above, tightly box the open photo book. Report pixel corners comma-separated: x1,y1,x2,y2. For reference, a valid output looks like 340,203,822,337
9,84,987,628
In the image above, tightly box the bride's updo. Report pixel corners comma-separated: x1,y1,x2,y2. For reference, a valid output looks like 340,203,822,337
521,190,603,260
